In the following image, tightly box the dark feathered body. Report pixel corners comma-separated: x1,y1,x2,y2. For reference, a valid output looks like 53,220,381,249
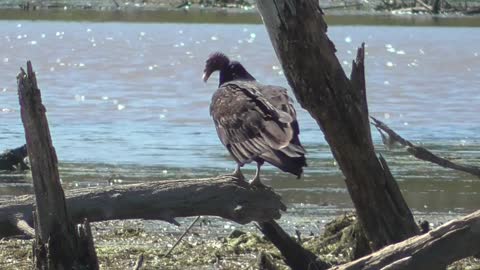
210,80,306,177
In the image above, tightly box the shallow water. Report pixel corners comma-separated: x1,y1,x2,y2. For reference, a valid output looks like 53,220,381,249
0,20,479,216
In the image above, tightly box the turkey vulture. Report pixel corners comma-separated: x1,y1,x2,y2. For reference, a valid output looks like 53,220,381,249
203,52,306,186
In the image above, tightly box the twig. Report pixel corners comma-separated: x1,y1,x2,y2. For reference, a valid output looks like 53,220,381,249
371,116,480,178
416,0,433,11
164,216,201,257
133,254,144,270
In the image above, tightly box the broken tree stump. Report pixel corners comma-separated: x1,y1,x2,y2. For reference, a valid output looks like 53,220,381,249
17,61,98,269
256,0,419,251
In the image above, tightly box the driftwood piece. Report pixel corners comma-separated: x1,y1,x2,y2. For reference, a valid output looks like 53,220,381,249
464,6,480,15
256,0,419,251
329,210,480,270
18,61,98,269
0,144,28,171
0,176,286,238
371,117,480,178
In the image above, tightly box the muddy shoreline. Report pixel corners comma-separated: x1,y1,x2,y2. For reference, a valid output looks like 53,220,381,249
1,212,478,269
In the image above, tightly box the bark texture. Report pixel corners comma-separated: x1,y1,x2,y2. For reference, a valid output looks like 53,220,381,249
0,176,286,238
255,0,419,250
18,61,98,269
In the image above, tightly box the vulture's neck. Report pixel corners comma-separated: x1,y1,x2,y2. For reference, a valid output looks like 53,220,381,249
219,63,255,86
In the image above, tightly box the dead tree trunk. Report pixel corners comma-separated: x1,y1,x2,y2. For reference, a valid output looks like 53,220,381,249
17,61,98,269
256,0,419,250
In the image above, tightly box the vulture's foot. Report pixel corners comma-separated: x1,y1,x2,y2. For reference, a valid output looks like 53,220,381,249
228,165,245,182
248,176,270,190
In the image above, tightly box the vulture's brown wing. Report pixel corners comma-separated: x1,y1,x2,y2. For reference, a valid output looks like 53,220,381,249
210,81,294,165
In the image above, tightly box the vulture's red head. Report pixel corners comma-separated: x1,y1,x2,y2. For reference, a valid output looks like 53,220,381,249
202,52,230,82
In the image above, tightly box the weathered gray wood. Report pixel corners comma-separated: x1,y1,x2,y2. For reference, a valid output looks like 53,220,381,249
329,210,480,270
0,176,286,238
18,61,82,269
18,61,100,269
372,116,480,178
256,0,419,250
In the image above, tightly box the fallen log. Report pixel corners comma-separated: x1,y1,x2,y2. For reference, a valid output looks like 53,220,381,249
0,176,286,238
329,210,480,270
0,144,28,171
371,117,480,178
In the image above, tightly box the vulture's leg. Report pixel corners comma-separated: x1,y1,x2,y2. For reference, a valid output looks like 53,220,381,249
230,164,245,181
249,160,264,187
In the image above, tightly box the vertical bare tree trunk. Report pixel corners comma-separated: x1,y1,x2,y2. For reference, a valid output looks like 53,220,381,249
256,1,419,250
18,61,98,269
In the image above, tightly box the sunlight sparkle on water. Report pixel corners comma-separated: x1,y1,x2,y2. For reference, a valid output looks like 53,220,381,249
344,36,352,43
74,95,85,102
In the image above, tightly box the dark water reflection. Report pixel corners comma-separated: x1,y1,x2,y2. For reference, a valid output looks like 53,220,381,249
0,19,479,218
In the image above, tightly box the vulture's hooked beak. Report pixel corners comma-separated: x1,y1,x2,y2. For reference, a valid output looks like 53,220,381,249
202,68,212,82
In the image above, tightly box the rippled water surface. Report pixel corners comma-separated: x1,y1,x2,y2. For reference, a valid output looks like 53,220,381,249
1,20,479,216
